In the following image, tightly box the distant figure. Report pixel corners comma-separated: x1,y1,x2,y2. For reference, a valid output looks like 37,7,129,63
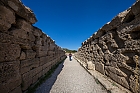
69,53,72,61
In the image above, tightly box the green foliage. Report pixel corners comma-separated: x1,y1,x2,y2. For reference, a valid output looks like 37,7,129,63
62,48,77,53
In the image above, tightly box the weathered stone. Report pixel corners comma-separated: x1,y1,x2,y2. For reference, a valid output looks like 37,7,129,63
16,19,33,32
32,74,38,84
129,75,139,93
0,43,21,62
131,0,140,16
25,50,36,59
36,50,48,57
87,61,95,70
95,62,105,75
33,27,42,37
20,51,26,60
0,5,15,31
0,0,67,93
40,56,49,66
105,66,127,77
1,0,37,24
10,29,28,39
105,67,129,89
0,61,21,92
76,1,140,92
10,86,22,93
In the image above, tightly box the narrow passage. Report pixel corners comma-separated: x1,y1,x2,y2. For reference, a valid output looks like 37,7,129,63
35,57,107,93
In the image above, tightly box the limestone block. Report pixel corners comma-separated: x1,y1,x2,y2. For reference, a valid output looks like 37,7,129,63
0,43,21,62
40,56,49,66
87,61,95,70
5,76,21,92
20,43,32,50
20,51,26,60
42,62,50,70
0,5,15,31
105,66,129,89
20,65,30,74
32,74,38,84
0,61,21,92
28,32,35,41
10,29,28,39
33,27,42,37
36,50,48,57
10,86,22,93
31,58,40,68
0,84,9,93
40,45,48,51
20,58,39,74
35,37,42,45
95,62,105,75
21,59,32,68
21,78,32,91
1,0,37,24
129,75,140,93
16,19,33,32
48,50,55,55
131,0,140,16
25,50,36,59
105,66,127,77
22,71,32,81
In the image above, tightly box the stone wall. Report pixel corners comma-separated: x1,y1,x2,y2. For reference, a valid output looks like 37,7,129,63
0,0,66,93
75,1,140,93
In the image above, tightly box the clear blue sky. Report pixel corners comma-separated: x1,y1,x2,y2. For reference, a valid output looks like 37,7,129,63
21,0,135,50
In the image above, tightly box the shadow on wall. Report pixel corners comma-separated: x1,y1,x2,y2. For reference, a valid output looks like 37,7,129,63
35,61,64,93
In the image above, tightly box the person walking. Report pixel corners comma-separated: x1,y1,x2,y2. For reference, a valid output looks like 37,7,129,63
69,52,72,61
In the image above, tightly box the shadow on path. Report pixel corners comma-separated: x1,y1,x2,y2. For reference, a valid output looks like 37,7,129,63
35,61,64,93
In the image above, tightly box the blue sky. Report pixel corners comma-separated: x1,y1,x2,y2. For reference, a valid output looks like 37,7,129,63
21,0,135,50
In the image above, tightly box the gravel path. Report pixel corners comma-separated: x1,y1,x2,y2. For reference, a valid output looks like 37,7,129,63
35,57,107,93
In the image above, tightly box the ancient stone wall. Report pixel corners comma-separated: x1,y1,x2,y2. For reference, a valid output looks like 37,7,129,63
75,1,140,93
0,0,66,93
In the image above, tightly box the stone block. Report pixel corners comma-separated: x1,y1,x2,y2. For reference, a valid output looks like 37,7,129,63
32,74,38,84
40,56,49,66
33,27,42,37
20,58,39,74
16,19,33,32
21,59,32,68
20,42,32,50
48,50,55,55
20,51,26,60
0,61,21,92
95,62,105,75
87,61,95,70
42,62,49,70
7,0,37,24
0,43,21,62
0,84,9,93
21,78,32,91
0,5,15,31
28,32,35,41
105,66,129,89
25,50,36,59
131,0,140,16
129,75,140,93
40,45,48,51
35,37,42,45
20,65,30,75
10,86,22,93
10,28,28,39
36,50,48,57
5,76,21,92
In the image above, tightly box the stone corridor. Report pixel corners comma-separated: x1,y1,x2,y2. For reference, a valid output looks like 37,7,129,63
35,57,107,93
